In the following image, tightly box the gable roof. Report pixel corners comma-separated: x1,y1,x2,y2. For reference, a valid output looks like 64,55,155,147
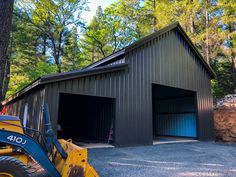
86,22,215,78
3,22,215,105
2,63,128,105
84,49,125,69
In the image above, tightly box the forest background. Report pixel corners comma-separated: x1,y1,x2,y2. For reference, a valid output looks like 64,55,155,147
0,0,235,103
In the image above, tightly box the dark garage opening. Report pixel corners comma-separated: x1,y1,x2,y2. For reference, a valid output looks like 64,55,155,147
152,84,198,141
58,93,115,144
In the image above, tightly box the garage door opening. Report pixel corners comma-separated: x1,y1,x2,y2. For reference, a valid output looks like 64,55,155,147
152,84,198,143
58,93,115,146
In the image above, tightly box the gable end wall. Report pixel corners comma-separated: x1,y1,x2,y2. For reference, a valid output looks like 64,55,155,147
123,29,214,143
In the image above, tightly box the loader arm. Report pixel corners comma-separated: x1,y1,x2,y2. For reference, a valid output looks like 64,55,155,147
0,129,61,177
42,103,67,159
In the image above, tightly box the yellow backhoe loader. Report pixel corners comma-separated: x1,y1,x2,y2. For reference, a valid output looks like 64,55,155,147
0,104,99,177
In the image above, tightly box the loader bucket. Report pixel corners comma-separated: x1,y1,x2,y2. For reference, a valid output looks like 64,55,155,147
54,139,99,177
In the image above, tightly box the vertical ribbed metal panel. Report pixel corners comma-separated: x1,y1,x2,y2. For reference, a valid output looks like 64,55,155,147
7,27,213,146
108,58,125,66
154,96,197,137
156,113,197,137
43,28,213,145
44,70,129,145
6,89,45,138
124,28,213,142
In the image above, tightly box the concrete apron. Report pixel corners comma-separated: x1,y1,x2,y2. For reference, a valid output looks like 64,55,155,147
75,137,199,148
74,142,115,149
153,136,199,145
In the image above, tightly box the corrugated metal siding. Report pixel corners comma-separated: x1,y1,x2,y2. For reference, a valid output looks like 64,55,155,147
125,29,213,142
153,96,197,137
107,58,125,66
156,113,197,137
6,89,45,138
44,28,213,145
44,70,130,145
6,28,213,146
154,97,196,113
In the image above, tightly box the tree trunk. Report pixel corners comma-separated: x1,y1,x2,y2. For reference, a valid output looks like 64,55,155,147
205,1,210,64
92,50,95,63
153,0,156,30
229,25,236,92
100,45,106,57
51,38,61,73
0,0,14,102
189,0,195,34
2,60,10,99
54,54,61,73
42,34,47,56
190,18,195,34
231,51,236,92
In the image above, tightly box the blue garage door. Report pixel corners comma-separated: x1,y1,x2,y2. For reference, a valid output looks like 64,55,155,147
153,96,197,138
156,113,197,137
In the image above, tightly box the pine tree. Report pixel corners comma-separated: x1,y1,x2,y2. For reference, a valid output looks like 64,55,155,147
218,0,236,90
17,0,88,73
7,13,57,96
62,28,85,71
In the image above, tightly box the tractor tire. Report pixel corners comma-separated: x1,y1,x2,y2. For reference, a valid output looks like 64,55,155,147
0,156,31,177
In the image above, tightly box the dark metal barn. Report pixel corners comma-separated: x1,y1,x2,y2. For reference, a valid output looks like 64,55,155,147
3,22,215,146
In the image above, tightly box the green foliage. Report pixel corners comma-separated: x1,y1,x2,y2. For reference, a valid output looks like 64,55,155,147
81,6,112,62
114,0,148,37
217,0,236,59
80,5,128,63
27,62,58,80
7,74,29,98
7,0,88,96
211,59,234,99
6,0,236,101
7,11,44,96
153,0,235,99
7,62,57,97
16,0,88,72
80,1,152,63
62,28,86,71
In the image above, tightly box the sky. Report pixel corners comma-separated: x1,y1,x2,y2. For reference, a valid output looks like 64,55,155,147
82,0,117,24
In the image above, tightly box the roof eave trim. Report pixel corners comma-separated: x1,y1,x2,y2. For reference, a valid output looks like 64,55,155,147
84,49,125,69
41,63,128,84
125,22,216,79
3,63,128,105
125,22,179,52
2,79,42,105
176,25,216,79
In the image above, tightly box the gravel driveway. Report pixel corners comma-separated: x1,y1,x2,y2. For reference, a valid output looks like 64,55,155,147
88,142,236,177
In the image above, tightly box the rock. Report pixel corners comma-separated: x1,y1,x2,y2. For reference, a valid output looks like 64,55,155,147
214,100,236,142
217,94,236,106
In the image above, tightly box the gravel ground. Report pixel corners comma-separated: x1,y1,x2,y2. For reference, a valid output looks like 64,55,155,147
88,142,236,177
